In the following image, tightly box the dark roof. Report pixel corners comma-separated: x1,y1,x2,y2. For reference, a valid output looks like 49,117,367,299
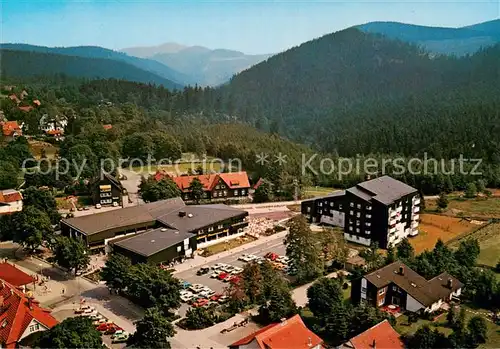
346,187,373,202
103,172,123,190
364,262,463,307
356,176,417,205
157,204,248,233
113,228,192,257
302,190,346,204
61,198,186,235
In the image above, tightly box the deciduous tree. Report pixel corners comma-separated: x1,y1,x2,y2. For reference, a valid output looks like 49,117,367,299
33,317,102,349
128,307,175,348
50,236,90,276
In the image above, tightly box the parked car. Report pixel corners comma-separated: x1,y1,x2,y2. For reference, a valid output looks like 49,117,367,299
238,254,255,262
210,294,223,302
189,284,205,293
209,271,220,278
95,204,102,209
231,267,244,274
110,330,125,339
180,280,192,289
277,256,290,264
196,267,210,276
180,291,194,302
218,295,229,304
199,289,215,298
192,298,209,308
96,323,113,332
265,252,279,261
105,325,123,335
83,206,90,211
217,272,229,281
229,275,241,284
112,332,129,343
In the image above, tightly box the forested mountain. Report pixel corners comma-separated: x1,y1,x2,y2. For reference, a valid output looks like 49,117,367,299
0,44,190,86
122,43,272,86
213,28,500,161
357,19,500,56
0,49,182,89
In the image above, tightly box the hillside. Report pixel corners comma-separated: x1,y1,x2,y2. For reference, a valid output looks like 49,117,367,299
357,19,500,56
123,43,272,86
214,28,500,159
0,49,182,89
0,43,191,86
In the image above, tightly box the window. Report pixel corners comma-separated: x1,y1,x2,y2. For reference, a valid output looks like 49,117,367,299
217,225,223,229
29,324,40,332
378,288,386,295
356,212,361,218
213,192,218,198
234,190,239,196
216,185,220,189
378,299,385,306
393,285,398,291
223,190,228,196
349,226,353,231
177,246,182,252
361,287,367,293
350,210,354,215
366,230,371,235
241,189,246,195
339,204,343,210
357,204,361,209
306,207,311,213
330,202,334,207
208,227,214,232
366,214,372,219
221,185,226,189
319,209,322,214
203,192,208,198
356,220,360,226
350,202,354,207
356,228,360,233
349,220,353,224
366,222,371,227
367,205,372,210
319,203,322,207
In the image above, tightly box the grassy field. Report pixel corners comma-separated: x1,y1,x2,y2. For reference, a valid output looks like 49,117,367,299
197,235,257,257
304,186,340,198
426,197,500,219
411,214,480,253
29,140,59,160
130,161,223,175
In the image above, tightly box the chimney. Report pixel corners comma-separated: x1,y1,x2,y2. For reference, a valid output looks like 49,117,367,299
372,339,376,348
399,266,404,275
178,211,186,217
308,337,312,347
447,278,453,289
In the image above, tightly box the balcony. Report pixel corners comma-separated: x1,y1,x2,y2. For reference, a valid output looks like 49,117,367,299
412,214,420,221
389,217,397,225
390,210,397,218
411,221,419,228
414,207,420,213
396,206,403,213
388,226,397,234
413,197,421,205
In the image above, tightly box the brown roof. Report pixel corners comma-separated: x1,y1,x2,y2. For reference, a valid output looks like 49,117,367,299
230,315,323,349
0,190,22,204
348,320,404,349
168,172,251,192
364,262,463,307
1,121,22,137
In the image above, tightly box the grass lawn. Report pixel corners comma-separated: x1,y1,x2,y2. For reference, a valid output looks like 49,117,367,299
427,197,500,219
473,223,500,268
197,235,257,257
55,197,73,210
29,140,59,160
304,186,339,198
130,161,223,175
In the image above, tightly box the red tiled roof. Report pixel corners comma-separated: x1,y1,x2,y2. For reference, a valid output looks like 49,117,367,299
0,190,22,204
0,279,58,348
102,124,113,130
349,320,404,349
164,172,250,192
46,129,63,136
0,263,34,287
32,100,41,106
230,315,323,349
1,121,22,137
18,106,33,113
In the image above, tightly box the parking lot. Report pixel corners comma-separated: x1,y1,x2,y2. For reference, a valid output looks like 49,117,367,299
175,239,288,317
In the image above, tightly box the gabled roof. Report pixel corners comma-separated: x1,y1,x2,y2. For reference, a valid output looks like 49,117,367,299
230,315,323,349
1,121,22,137
0,263,34,287
0,190,22,204
364,262,463,307
170,172,251,192
0,279,58,348
348,320,404,349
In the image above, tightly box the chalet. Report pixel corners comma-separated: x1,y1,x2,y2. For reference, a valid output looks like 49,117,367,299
39,114,67,135
1,121,23,141
0,190,23,215
302,176,420,248
91,172,126,207
155,172,251,202
342,320,404,349
60,197,249,258
351,262,463,313
229,315,324,349
0,279,58,348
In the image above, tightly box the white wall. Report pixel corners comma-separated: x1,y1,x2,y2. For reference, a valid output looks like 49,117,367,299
0,200,22,214
406,294,425,312
344,233,371,246
320,210,345,227
19,319,49,341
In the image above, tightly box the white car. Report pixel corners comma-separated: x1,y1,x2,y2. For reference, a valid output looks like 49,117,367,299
212,263,228,270
180,292,194,303
231,267,244,274
189,284,205,293
199,288,215,298
238,254,254,262
277,256,290,264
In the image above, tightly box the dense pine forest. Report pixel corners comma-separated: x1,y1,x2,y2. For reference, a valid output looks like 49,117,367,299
1,28,499,196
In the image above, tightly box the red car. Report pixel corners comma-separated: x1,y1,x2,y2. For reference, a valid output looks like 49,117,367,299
210,294,223,302
192,299,209,308
217,272,229,281
265,252,279,261
96,323,113,332
229,276,241,284
105,325,123,335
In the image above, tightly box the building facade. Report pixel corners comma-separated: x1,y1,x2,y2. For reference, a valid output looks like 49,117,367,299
351,262,462,313
91,173,126,207
302,176,420,248
0,189,23,215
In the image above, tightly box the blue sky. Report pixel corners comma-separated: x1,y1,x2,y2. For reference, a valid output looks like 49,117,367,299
2,0,499,54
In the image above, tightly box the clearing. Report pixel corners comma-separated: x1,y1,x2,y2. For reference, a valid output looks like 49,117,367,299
304,186,340,198
410,214,479,253
29,140,59,160
426,197,500,219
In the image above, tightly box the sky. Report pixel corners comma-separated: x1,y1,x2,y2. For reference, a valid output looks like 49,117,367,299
1,0,499,54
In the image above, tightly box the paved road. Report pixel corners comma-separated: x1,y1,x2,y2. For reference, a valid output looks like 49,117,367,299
119,168,144,205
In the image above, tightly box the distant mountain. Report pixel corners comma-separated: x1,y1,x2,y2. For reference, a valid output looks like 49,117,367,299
0,49,182,89
357,19,500,56
121,42,188,57
0,43,191,85
122,43,272,86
